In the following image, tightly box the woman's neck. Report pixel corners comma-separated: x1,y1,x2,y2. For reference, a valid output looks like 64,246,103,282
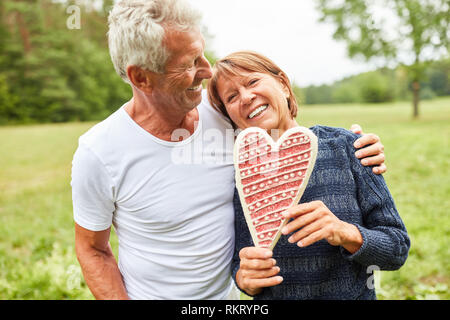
267,118,299,141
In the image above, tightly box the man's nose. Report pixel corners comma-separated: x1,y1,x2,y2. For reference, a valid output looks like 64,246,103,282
197,55,212,80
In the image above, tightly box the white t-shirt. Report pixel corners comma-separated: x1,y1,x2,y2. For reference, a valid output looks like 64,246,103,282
71,91,236,299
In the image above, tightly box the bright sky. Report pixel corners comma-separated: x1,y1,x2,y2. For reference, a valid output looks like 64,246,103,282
186,0,377,87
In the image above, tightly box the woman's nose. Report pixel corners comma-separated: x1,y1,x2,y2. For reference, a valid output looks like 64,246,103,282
240,89,256,106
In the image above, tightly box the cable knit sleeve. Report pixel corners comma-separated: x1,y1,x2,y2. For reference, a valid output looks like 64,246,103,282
340,132,410,270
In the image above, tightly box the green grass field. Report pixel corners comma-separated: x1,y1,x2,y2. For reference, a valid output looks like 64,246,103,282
0,97,449,299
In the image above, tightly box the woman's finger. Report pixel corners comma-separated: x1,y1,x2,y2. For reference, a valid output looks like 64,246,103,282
239,247,272,260
281,209,319,235
240,258,276,270
245,276,284,290
287,218,324,244
241,266,280,279
297,229,326,247
283,200,322,219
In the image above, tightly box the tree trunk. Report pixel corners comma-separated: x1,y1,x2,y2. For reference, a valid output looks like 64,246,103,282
412,81,420,118
16,12,31,54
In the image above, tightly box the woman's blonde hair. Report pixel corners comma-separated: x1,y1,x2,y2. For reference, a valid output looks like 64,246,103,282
207,51,298,128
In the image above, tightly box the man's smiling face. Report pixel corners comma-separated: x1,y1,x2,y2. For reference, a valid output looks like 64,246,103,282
151,27,213,113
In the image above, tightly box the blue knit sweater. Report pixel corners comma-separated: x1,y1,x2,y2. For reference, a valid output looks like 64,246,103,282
232,125,410,300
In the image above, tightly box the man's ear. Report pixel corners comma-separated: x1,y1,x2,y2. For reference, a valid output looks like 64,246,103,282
127,65,154,93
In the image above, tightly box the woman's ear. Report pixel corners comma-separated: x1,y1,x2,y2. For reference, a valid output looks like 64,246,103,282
276,71,298,118
127,65,154,93
283,86,290,99
277,72,291,98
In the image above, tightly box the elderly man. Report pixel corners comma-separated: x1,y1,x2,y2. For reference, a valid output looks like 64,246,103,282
71,0,387,300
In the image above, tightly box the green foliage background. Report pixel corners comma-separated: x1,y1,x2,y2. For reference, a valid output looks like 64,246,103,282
300,61,450,105
0,0,132,124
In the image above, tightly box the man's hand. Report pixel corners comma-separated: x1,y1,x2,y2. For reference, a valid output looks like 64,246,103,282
281,201,363,254
350,124,386,174
236,247,283,296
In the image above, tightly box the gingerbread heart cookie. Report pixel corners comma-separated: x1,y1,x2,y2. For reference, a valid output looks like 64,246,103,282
234,126,318,249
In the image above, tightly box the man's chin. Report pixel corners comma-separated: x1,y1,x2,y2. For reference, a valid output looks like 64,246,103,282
189,94,203,109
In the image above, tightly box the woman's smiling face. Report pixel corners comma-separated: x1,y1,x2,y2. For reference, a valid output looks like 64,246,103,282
216,70,293,133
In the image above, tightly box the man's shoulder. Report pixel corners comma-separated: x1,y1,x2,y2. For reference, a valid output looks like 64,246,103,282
79,106,125,149
199,89,233,129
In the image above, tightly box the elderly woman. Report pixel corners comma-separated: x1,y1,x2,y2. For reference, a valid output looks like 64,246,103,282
207,51,410,300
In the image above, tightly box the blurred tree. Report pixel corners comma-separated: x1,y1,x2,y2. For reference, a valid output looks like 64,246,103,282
292,84,305,105
301,60,448,105
316,0,450,118
358,71,395,103
302,84,334,104
0,0,132,124
332,79,362,103
428,58,450,96
0,75,20,123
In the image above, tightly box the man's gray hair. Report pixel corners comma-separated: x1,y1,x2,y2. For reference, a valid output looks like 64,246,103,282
107,0,202,83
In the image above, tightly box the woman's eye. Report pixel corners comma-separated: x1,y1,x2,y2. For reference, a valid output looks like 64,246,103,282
248,78,259,86
227,94,237,103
